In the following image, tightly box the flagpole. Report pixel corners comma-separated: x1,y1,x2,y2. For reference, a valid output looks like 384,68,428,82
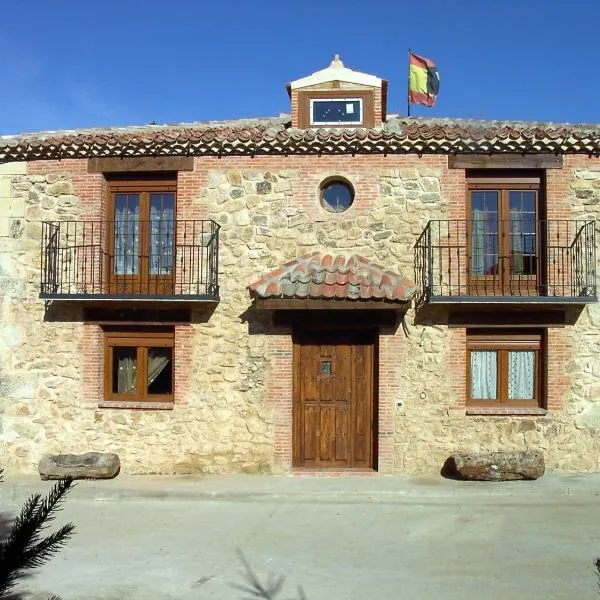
407,48,412,117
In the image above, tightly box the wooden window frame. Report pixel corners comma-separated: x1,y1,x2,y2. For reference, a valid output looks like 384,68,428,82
297,90,375,129
466,329,545,408
106,175,177,295
309,97,363,126
319,176,355,213
466,171,544,296
103,327,175,403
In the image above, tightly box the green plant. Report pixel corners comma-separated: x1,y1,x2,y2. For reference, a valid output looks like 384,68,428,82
0,470,74,600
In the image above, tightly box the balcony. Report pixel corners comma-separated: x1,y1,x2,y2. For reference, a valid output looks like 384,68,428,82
40,220,220,302
414,219,597,309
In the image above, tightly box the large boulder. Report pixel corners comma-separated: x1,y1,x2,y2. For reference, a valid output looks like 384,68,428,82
451,450,544,481
39,452,120,480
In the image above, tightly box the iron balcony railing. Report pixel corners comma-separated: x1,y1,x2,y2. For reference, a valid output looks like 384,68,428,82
414,219,597,303
40,219,220,300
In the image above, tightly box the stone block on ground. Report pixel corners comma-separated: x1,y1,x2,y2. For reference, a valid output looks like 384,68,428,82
450,450,544,481
39,452,120,480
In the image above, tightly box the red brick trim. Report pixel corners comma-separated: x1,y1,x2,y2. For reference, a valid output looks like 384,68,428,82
82,322,103,405
83,322,190,409
266,329,293,471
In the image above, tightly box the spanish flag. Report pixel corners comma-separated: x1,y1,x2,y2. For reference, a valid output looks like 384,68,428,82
409,52,440,107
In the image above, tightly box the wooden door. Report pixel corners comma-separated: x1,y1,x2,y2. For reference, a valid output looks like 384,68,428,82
293,331,375,469
107,180,176,296
468,181,540,296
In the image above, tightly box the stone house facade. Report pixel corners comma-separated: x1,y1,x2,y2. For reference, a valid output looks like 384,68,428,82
1,57,599,475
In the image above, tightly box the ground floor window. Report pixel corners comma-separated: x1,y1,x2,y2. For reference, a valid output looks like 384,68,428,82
467,329,544,407
103,327,174,402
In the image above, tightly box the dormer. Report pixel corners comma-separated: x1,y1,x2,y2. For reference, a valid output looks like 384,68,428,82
288,55,387,129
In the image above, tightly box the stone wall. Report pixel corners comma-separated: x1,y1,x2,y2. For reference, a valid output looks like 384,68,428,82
0,164,84,472
0,155,600,475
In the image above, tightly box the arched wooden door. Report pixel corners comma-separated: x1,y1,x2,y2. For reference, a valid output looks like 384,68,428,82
293,330,376,469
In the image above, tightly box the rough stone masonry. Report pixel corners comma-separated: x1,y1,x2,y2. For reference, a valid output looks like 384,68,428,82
0,153,599,476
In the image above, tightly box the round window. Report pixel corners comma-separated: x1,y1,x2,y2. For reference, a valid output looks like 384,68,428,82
320,178,354,213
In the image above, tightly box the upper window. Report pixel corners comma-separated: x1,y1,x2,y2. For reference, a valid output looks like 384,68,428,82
468,173,541,296
107,176,176,295
104,327,174,403
297,91,374,128
467,330,544,408
310,98,363,126
320,178,355,213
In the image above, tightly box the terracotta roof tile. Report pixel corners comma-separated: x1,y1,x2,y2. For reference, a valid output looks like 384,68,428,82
4,115,600,162
248,253,415,303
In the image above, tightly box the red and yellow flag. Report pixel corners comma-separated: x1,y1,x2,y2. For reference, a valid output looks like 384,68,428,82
409,52,440,107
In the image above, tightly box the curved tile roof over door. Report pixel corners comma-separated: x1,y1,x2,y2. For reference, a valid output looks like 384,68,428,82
248,253,415,303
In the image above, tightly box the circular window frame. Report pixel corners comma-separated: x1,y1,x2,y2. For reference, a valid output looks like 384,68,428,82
319,177,355,214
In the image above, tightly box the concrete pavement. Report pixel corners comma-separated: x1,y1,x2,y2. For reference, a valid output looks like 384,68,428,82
2,473,600,600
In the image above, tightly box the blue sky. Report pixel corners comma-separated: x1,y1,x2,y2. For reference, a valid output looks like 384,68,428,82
1,0,598,135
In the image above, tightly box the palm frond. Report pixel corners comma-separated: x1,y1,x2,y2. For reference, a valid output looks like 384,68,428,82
0,478,74,598
20,524,75,569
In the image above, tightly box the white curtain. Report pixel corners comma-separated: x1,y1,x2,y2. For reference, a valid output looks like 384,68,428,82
148,348,170,386
115,350,137,394
150,195,174,275
470,350,497,400
471,209,485,275
114,199,139,275
508,351,534,399
510,207,524,275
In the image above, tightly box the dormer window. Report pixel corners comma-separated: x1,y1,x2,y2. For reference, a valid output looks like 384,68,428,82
310,98,363,126
289,55,386,129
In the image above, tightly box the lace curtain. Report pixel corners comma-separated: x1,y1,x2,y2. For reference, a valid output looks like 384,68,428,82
470,350,497,400
115,349,137,394
471,209,485,276
148,349,170,386
114,192,174,276
114,348,171,395
510,208,524,275
150,201,174,275
508,351,534,399
114,202,140,275
471,210,499,276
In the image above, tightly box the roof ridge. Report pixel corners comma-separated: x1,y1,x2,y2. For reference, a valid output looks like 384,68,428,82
0,115,292,142
3,114,600,161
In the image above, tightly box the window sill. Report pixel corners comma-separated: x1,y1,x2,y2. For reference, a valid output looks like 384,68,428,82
466,407,547,416
98,401,174,410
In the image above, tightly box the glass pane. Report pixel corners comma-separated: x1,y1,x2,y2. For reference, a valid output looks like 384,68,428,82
470,351,497,400
509,191,536,215
114,193,140,275
312,100,362,124
322,182,353,212
471,191,498,275
320,360,332,375
149,193,175,275
508,351,535,400
509,192,537,276
147,347,173,395
112,347,137,394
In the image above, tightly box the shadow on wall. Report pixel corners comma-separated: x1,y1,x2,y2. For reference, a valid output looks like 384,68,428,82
240,302,406,337
239,304,290,337
42,301,84,323
43,302,218,324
